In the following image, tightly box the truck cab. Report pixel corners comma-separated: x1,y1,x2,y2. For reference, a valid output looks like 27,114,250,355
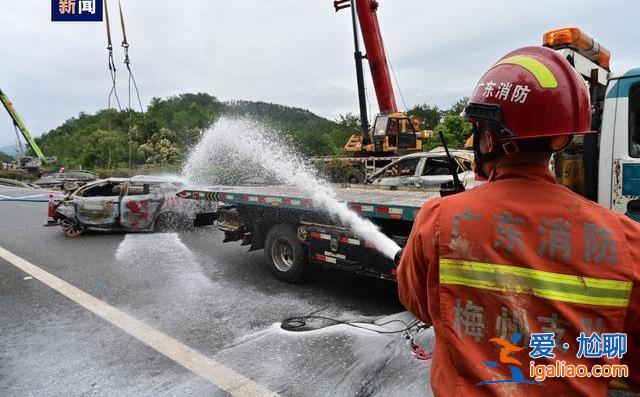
599,68,640,219
370,112,428,152
344,112,432,155
544,28,640,220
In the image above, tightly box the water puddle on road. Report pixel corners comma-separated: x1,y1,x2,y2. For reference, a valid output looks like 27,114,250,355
113,233,429,394
114,233,214,296
115,232,194,264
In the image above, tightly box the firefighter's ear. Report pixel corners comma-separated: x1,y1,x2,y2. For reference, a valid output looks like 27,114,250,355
490,131,502,153
478,128,495,153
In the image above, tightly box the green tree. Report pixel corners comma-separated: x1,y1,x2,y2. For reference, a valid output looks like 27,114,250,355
430,113,472,150
446,97,470,117
337,113,360,132
0,151,13,163
139,127,181,164
407,104,442,130
78,130,129,170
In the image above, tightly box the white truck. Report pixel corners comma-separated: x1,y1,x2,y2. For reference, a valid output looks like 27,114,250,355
544,27,640,220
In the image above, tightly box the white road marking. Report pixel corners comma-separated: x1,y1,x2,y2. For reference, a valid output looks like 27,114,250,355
0,246,276,397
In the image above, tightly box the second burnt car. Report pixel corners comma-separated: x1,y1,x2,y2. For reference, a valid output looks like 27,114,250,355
366,148,477,189
53,175,213,237
34,170,97,189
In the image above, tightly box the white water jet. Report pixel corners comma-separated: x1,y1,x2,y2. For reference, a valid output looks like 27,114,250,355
183,117,401,259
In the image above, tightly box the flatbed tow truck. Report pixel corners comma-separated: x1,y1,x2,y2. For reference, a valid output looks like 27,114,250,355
180,27,640,283
178,184,438,282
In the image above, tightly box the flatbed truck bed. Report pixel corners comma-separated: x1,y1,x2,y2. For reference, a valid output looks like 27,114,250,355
178,184,438,222
178,184,440,282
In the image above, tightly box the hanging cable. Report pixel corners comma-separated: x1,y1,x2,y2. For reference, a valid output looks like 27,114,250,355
13,124,25,160
118,0,143,113
116,0,145,175
104,0,121,112
387,55,408,112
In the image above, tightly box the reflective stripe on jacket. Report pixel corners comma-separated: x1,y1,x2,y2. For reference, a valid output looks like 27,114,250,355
398,164,640,396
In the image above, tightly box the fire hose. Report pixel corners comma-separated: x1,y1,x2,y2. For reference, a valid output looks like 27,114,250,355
280,312,432,361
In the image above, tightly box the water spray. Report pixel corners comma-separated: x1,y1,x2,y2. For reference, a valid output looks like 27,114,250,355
183,117,401,260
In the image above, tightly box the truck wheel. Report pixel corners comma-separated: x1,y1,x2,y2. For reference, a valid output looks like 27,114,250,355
348,175,360,184
154,212,190,232
60,218,85,238
264,224,307,283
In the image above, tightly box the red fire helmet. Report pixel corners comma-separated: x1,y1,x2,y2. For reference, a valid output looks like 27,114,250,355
464,46,592,140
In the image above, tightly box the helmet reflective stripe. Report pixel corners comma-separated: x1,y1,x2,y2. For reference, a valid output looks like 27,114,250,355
495,55,558,89
465,46,592,140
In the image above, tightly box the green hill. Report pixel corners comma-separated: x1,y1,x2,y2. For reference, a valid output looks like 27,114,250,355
34,93,470,175
34,93,353,171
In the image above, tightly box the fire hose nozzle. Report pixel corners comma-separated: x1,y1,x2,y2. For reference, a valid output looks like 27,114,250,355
393,249,403,267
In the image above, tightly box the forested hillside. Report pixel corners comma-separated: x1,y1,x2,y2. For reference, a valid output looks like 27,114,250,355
35,93,356,171
34,92,471,172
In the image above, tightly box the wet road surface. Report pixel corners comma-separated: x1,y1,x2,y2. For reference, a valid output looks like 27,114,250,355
0,191,432,396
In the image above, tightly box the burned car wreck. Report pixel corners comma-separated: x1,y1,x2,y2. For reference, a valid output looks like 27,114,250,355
366,149,477,189
54,176,212,237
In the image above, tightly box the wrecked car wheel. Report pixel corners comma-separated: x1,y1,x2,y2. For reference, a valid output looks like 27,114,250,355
60,218,85,238
154,212,191,233
264,224,307,283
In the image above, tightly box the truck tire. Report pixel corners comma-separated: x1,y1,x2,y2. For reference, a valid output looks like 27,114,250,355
264,224,307,283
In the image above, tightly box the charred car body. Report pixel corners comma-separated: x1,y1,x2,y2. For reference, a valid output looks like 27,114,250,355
367,149,476,189
35,170,97,189
54,176,213,237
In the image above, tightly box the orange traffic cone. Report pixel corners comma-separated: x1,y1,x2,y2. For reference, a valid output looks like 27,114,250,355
44,192,57,226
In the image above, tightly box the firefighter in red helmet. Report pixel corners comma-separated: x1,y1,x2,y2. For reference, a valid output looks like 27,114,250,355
397,46,640,396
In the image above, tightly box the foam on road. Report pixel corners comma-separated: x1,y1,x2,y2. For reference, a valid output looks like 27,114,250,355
0,200,428,395
0,245,276,397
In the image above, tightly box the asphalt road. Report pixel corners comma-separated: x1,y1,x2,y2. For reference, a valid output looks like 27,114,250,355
0,188,433,396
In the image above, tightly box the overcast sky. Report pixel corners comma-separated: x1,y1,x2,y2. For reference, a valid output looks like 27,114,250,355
1,0,638,147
